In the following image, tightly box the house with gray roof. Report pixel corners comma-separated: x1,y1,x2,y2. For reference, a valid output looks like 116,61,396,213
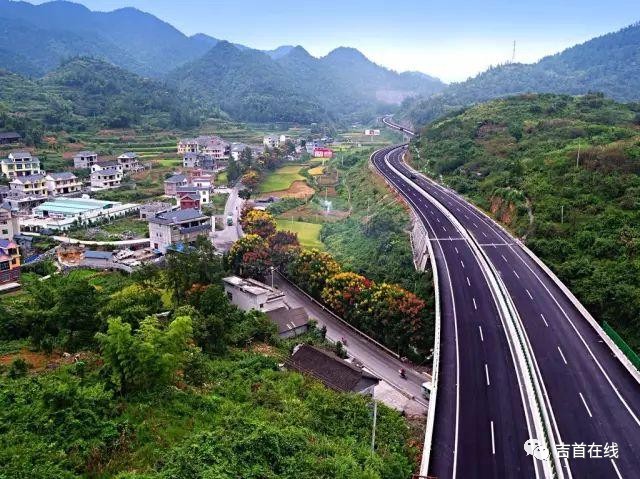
90,167,122,191
9,173,47,196
164,173,188,196
147,208,211,253
45,172,82,196
73,151,98,169
287,344,379,395
1,151,41,179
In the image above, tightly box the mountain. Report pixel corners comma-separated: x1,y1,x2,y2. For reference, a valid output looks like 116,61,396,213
412,92,640,348
0,1,444,123
0,0,222,77
166,42,326,123
402,22,640,126
265,45,296,59
0,57,203,133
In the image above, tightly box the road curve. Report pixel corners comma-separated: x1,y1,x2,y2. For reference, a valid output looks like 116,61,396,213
372,144,537,478
382,118,640,479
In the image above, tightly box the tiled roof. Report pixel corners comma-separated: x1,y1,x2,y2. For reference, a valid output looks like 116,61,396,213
74,150,97,157
165,174,187,183
288,344,379,393
147,208,207,225
266,307,309,335
11,174,45,183
47,172,77,180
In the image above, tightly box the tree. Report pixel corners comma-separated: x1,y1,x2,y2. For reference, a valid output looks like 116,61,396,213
226,234,270,277
99,284,164,329
27,275,103,351
96,315,193,394
241,170,260,190
239,146,253,170
241,209,277,238
165,237,224,301
288,249,341,298
268,231,301,268
238,188,251,200
321,272,372,324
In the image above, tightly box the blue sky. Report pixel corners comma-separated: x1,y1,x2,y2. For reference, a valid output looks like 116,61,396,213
28,0,640,82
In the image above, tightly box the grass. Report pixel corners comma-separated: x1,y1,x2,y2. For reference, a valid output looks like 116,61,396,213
67,215,149,241
308,165,325,176
259,165,304,193
276,219,323,249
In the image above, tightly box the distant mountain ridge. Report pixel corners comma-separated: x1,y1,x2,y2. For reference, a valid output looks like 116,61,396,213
0,0,444,123
401,21,640,126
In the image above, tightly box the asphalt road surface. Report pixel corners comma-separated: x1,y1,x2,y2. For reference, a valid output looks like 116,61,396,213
373,145,538,479
380,117,640,478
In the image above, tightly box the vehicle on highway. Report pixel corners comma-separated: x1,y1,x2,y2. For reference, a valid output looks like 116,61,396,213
226,215,234,226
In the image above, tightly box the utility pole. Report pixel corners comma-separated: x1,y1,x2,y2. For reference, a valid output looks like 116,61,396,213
561,205,564,224
371,399,378,453
270,266,275,289
511,40,516,63
576,142,581,168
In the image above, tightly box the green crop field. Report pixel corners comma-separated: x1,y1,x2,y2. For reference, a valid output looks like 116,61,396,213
259,165,305,192
276,219,323,249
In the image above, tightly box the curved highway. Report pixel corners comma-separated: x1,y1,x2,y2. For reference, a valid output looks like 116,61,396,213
379,118,640,479
372,145,538,478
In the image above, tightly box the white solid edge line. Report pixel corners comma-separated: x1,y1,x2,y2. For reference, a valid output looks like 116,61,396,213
610,459,623,479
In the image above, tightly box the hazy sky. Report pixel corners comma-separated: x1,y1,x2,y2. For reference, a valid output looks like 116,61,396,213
28,0,640,82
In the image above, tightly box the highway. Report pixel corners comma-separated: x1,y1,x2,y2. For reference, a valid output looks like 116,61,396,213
372,145,539,478
379,118,640,478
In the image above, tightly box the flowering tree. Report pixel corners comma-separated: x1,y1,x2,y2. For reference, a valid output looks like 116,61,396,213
268,230,301,268
321,272,372,325
241,209,277,239
241,170,260,190
227,234,270,278
288,248,341,298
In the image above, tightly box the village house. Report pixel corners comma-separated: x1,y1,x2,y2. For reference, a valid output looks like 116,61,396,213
91,161,123,173
288,344,379,395
0,202,19,241
45,172,83,196
90,168,123,191
2,190,48,213
117,152,142,172
1,151,42,179
177,136,230,159
0,132,21,145
73,151,99,169
189,169,214,189
0,238,20,286
313,147,333,158
176,185,210,205
10,174,48,196
164,173,188,196
263,135,279,149
139,201,177,220
148,208,211,254
266,307,310,338
222,275,286,312
178,193,200,210
182,152,202,168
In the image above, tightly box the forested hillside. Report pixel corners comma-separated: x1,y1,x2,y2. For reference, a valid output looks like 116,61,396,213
411,93,640,350
0,57,203,136
402,22,640,127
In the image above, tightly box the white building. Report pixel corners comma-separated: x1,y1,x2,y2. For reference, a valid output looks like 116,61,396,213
45,172,82,196
176,185,210,204
1,151,42,179
23,197,139,232
263,135,280,149
73,151,99,169
117,152,142,172
91,162,123,173
90,168,123,191
222,276,286,312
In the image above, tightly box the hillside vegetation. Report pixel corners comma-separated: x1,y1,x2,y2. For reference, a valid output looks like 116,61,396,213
0,57,203,137
402,22,640,127
411,93,640,349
